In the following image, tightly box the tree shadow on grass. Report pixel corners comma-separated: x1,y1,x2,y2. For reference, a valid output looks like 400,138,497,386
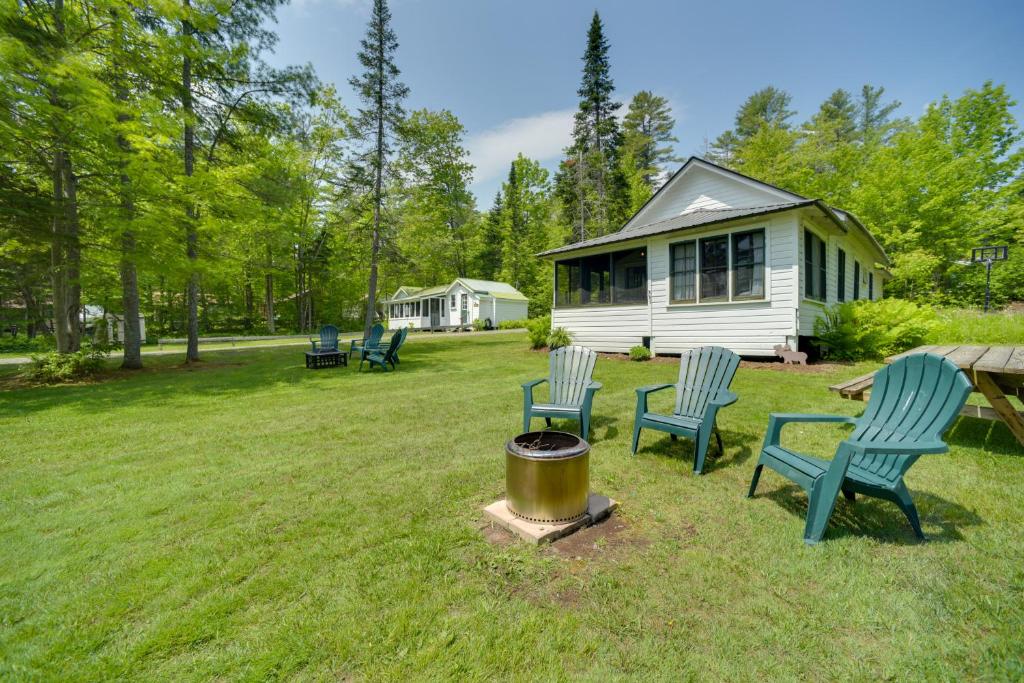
0,344,447,417
757,483,984,545
533,415,618,445
634,428,754,473
946,416,1023,457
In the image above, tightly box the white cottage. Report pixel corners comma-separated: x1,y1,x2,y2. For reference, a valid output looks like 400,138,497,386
539,157,890,357
386,278,528,331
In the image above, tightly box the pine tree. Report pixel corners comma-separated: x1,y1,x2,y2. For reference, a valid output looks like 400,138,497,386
813,89,858,142
710,86,795,164
350,0,409,339
622,90,680,190
476,191,505,280
555,11,624,241
858,85,901,144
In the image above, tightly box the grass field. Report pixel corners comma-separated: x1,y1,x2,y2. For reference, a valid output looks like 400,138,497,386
1,333,1021,680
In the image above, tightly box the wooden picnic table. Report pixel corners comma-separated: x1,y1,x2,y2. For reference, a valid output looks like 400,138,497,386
830,345,1024,447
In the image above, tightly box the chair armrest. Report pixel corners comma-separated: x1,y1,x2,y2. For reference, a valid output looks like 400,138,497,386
710,389,738,407
522,378,548,390
763,413,858,448
635,383,673,396
587,381,602,392
843,440,948,456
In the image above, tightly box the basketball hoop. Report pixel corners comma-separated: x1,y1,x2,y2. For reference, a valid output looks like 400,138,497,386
968,245,1009,312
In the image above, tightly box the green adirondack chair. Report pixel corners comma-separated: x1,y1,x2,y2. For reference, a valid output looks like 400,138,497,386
748,353,972,545
376,326,407,365
631,346,740,475
309,324,339,353
362,330,404,372
350,323,385,359
522,345,601,440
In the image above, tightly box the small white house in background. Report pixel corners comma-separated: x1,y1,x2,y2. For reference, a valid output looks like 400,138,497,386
386,278,528,331
82,305,147,344
539,156,890,357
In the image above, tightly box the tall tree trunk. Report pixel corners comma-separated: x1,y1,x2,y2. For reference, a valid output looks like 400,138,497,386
363,92,385,340
120,233,142,368
48,0,80,354
265,244,275,333
115,10,142,369
243,273,254,330
182,0,200,362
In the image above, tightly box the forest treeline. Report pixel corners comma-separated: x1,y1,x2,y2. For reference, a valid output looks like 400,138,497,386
1,2,1021,367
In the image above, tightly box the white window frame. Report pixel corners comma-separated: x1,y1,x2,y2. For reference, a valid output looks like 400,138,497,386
667,224,770,307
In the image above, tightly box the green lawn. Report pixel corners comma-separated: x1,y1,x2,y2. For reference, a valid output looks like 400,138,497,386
1,333,1021,680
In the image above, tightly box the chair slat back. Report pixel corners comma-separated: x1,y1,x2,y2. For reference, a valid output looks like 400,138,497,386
673,346,740,419
849,353,972,483
368,323,385,347
548,345,597,407
319,325,339,352
381,330,403,363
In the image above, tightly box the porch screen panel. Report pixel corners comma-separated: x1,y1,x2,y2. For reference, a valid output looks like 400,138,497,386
611,248,647,304
670,241,696,303
699,235,729,301
555,260,581,306
731,229,765,299
581,253,611,304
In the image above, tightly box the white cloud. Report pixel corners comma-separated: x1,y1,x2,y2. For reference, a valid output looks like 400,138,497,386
466,109,575,190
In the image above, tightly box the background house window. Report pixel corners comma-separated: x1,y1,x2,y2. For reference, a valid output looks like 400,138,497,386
670,241,697,303
700,235,729,301
731,229,765,299
450,294,456,309
853,261,861,299
804,229,827,301
555,248,647,307
868,272,874,299
837,248,846,302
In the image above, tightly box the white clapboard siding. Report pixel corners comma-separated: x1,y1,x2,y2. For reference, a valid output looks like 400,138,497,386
626,163,797,229
648,213,798,356
551,305,649,352
797,219,887,335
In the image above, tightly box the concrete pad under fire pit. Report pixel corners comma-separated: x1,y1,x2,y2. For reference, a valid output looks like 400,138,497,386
483,493,618,545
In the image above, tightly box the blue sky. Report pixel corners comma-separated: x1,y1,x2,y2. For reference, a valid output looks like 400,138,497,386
267,0,1024,204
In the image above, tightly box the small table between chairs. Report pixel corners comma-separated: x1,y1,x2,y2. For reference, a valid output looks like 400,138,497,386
305,350,347,369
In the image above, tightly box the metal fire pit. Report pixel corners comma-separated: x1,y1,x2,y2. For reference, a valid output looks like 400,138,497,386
505,431,590,524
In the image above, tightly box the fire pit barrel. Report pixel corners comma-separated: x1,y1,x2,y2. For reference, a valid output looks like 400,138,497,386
505,431,589,523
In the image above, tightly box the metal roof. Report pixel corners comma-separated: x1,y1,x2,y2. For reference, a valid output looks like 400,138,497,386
538,201,813,257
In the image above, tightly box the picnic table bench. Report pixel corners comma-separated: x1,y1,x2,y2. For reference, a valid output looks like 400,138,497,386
830,345,1024,446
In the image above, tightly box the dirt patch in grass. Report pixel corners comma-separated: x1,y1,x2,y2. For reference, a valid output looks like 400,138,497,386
545,514,649,560
737,358,847,374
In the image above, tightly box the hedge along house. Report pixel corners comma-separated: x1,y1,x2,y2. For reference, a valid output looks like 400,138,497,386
539,157,890,357
386,278,529,331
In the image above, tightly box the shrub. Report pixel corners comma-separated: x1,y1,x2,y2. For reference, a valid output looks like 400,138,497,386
629,345,652,361
498,319,528,330
546,327,573,350
23,345,110,383
472,318,488,332
527,315,551,350
0,335,53,354
814,298,936,361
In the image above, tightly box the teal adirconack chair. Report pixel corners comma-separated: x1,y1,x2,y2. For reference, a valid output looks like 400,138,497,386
362,329,406,372
522,345,601,440
748,353,972,545
632,346,740,475
350,323,385,359
310,324,339,353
